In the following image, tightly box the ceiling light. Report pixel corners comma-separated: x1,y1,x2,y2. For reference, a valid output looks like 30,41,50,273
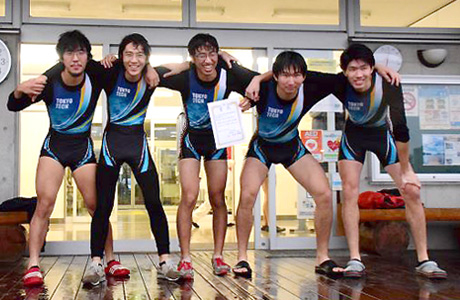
417,49,448,68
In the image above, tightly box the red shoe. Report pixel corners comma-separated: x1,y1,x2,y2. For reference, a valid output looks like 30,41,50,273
23,266,44,287
177,260,194,280
105,260,130,278
212,257,231,276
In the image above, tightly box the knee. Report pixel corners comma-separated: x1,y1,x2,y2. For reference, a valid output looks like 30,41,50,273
209,197,226,211
208,189,225,207
341,182,359,201
402,185,421,204
86,204,96,216
34,199,55,219
238,193,258,212
313,189,332,210
240,189,258,206
181,191,199,210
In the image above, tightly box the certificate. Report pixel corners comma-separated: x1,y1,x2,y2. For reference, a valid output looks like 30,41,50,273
208,99,245,149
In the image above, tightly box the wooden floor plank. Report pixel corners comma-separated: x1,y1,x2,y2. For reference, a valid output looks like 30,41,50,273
191,251,257,300
119,254,150,300
0,260,27,296
1,256,59,300
223,251,301,300
2,250,460,300
248,251,354,300
51,256,87,300
134,253,178,300
282,255,376,300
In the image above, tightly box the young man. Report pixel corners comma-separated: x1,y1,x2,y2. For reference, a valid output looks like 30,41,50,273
156,33,258,279
7,30,122,287
82,33,179,285
337,44,447,279
233,51,343,278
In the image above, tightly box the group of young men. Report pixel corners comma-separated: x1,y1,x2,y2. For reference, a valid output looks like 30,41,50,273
7,29,447,288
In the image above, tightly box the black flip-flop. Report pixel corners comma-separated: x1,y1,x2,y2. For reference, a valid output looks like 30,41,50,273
233,260,252,278
315,260,344,279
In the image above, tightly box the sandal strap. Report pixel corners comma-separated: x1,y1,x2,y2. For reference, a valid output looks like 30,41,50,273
345,260,365,271
234,260,250,269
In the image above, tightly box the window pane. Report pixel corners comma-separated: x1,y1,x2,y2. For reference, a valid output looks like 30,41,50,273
30,0,182,21
0,0,4,16
360,0,460,28
197,0,339,25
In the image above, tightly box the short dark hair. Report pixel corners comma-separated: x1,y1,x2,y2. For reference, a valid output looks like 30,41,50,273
340,43,375,70
56,30,92,60
118,33,150,59
272,51,307,77
187,33,219,56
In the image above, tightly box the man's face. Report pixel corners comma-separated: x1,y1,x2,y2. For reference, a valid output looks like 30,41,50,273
122,42,147,79
62,47,88,77
274,66,306,96
191,46,218,78
344,59,374,93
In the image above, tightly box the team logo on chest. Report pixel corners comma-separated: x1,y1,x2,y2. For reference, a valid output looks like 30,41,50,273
192,92,207,104
348,101,364,111
55,97,74,109
267,107,284,118
116,86,131,98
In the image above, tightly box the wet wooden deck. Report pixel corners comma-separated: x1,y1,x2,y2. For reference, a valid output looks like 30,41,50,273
0,250,459,299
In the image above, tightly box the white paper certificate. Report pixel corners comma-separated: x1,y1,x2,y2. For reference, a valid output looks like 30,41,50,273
208,99,245,149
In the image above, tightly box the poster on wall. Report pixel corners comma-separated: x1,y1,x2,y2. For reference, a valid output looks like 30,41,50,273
419,86,450,130
448,86,460,129
422,135,444,166
322,131,342,162
301,130,323,161
422,134,460,166
444,135,460,165
402,85,418,117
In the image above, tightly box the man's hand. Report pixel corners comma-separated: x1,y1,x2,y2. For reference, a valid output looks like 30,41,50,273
400,167,421,193
245,75,263,102
163,61,190,78
100,54,117,68
145,65,160,89
14,75,47,102
219,51,239,69
239,98,253,112
375,63,400,86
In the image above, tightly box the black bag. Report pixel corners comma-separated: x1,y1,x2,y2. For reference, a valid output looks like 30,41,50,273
0,196,37,222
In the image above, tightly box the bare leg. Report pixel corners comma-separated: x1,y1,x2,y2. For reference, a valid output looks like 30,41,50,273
261,178,269,227
236,158,268,263
177,159,201,261
338,160,363,261
28,157,65,268
288,155,333,265
385,163,429,262
73,163,116,262
203,160,228,257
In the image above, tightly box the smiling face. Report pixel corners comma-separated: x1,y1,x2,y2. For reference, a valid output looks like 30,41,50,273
344,59,374,93
62,48,88,78
191,46,218,81
122,42,147,82
274,66,306,100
